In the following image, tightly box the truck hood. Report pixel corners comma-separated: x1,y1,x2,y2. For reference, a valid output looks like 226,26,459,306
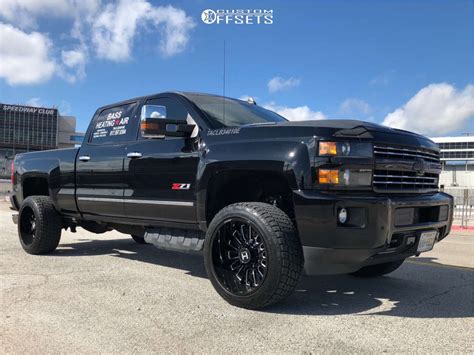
212,120,439,151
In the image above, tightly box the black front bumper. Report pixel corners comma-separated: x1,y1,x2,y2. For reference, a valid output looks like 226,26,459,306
293,190,453,275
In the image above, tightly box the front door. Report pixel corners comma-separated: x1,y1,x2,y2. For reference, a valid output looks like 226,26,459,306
76,102,139,217
123,97,199,224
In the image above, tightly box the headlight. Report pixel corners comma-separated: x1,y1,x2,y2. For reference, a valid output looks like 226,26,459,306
318,141,372,157
318,168,372,186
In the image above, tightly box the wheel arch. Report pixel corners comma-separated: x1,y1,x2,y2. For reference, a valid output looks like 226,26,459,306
196,139,313,229
198,165,297,228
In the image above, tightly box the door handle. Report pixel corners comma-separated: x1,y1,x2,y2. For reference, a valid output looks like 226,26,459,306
127,152,143,159
78,155,90,162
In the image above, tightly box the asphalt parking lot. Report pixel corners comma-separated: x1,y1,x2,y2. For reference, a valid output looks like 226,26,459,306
1,203,473,353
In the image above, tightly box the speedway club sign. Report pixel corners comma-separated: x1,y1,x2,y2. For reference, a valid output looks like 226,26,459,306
1,103,57,116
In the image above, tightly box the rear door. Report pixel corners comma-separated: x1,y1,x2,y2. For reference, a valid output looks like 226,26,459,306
76,102,138,217
123,96,200,224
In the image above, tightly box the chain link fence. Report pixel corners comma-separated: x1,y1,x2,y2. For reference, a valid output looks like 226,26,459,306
443,188,473,228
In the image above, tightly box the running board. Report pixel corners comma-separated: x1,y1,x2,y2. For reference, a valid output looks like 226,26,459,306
144,228,205,253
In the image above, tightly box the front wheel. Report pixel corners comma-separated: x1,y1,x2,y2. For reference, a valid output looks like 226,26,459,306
350,260,405,277
204,202,303,309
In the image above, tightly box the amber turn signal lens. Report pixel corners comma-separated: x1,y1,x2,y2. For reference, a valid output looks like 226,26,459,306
319,142,337,155
319,169,339,184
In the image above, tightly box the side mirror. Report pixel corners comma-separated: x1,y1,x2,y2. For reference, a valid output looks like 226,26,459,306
141,116,195,138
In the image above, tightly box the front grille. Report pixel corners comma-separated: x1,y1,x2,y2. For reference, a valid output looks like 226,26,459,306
374,145,439,163
373,144,441,193
373,170,439,190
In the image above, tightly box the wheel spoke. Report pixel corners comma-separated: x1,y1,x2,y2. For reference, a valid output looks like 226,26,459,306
235,265,245,281
252,269,258,286
231,230,244,246
227,239,239,251
230,260,241,271
227,251,239,260
245,269,250,286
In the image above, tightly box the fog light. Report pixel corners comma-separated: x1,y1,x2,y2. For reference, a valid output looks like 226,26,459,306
319,169,339,184
338,208,348,224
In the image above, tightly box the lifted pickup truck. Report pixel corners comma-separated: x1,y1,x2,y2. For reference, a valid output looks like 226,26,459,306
11,92,453,309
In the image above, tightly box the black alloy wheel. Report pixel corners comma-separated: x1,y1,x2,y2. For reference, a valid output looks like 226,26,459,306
19,206,36,246
211,218,268,295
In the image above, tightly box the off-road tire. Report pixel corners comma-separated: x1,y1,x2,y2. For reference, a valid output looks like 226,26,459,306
18,196,62,255
204,202,303,309
131,234,147,244
350,259,405,277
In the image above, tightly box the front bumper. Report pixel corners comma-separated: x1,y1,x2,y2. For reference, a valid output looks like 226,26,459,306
293,190,453,275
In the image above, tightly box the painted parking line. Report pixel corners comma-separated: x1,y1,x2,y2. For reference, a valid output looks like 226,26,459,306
406,260,474,271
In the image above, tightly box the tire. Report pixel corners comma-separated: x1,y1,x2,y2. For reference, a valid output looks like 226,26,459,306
131,234,147,244
18,196,62,255
204,202,303,309
350,260,405,277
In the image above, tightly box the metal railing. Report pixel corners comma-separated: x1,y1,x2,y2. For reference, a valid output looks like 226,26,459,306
443,188,473,228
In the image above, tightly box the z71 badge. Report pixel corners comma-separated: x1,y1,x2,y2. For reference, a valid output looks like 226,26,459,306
172,183,191,190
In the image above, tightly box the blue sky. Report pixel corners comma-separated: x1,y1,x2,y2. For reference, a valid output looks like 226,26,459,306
0,0,473,135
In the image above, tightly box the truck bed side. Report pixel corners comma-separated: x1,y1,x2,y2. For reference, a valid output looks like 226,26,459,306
13,148,80,216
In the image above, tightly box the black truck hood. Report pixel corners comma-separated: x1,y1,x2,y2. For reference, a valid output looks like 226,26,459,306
235,119,438,151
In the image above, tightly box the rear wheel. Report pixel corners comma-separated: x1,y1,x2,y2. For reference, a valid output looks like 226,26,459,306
18,196,62,255
131,234,147,244
350,260,405,277
204,202,303,309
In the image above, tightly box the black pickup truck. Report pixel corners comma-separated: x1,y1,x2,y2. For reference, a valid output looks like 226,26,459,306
11,92,453,309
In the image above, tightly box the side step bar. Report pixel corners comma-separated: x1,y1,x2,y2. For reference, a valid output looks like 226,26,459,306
144,228,205,253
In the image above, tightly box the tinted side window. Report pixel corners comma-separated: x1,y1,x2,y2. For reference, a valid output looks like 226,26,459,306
90,103,137,144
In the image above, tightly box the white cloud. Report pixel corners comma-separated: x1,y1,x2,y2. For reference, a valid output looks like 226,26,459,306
268,76,301,93
26,97,43,107
382,83,474,135
0,0,194,85
0,22,56,85
264,102,327,121
339,98,372,115
0,0,76,28
92,0,195,61
61,47,87,82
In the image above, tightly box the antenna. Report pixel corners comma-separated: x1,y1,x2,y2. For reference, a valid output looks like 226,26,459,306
223,40,226,125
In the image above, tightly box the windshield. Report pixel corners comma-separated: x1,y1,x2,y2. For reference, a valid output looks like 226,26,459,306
185,94,287,128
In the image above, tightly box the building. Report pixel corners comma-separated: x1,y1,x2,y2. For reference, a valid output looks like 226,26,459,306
0,103,84,178
431,135,474,188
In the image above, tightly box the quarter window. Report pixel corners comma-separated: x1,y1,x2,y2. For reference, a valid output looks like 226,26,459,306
90,103,137,144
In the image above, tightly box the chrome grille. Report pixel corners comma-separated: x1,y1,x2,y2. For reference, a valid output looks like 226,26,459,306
373,144,440,192
374,145,439,163
373,170,439,190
